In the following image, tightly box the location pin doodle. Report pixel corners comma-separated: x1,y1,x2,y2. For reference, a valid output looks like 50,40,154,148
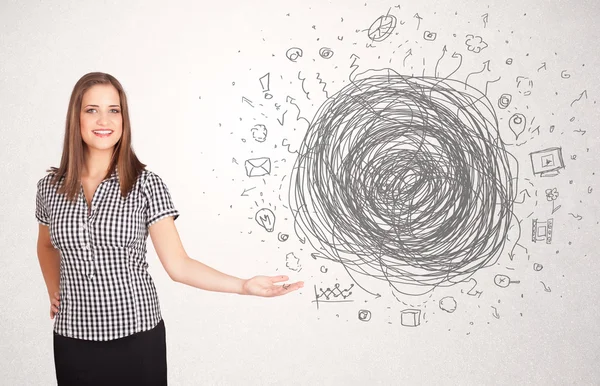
259,73,273,100
509,113,527,140
494,274,520,288
255,208,276,232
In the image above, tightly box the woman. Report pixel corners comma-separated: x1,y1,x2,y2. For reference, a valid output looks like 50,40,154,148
35,72,303,385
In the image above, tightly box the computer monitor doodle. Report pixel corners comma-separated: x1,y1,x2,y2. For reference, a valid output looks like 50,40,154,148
529,147,564,177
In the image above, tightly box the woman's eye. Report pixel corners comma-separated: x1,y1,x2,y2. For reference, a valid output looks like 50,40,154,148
86,109,96,113
110,109,120,113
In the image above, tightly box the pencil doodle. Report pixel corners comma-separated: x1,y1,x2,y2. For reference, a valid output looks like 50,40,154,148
532,218,553,243
540,281,551,292
545,188,561,214
290,68,517,297
537,62,547,72
240,187,255,196
259,73,272,99
494,274,520,288
516,76,534,96
225,3,595,328
497,93,512,109
491,306,500,319
367,11,397,42
400,309,421,327
465,34,488,53
312,283,354,310
255,208,276,232
242,96,254,107
529,147,564,177
439,297,457,313
465,60,490,90
413,13,422,31
285,252,302,272
315,73,329,98
349,54,360,81
509,113,527,140
245,157,271,177
482,13,489,28
358,309,372,321
297,71,310,100
251,124,267,142
570,90,588,107
423,31,437,41
319,47,334,59
286,47,303,62
461,278,483,298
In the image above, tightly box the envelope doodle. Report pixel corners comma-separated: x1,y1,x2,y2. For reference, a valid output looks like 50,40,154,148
244,157,271,177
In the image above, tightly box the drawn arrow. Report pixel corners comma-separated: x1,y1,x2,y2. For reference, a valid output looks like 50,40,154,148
491,306,500,319
514,189,531,204
241,96,254,107
434,45,447,77
277,110,287,126
570,90,588,107
537,62,547,72
446,52,463,79
349,54,360,81
241,187,255,196
465,60,490,89
403,49,413,67
482,13,489,28
413,13,422,30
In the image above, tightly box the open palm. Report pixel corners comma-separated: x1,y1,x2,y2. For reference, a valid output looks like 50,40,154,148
242,275,304,297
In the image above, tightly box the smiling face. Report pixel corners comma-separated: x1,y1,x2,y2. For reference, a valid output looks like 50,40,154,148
79,84,123,153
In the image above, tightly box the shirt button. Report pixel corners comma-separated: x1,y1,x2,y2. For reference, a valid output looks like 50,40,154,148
88,273,95,280
85,243,90,250
81,224,87,230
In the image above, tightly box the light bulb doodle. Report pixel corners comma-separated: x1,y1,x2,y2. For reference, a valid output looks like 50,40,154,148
255,208,276,232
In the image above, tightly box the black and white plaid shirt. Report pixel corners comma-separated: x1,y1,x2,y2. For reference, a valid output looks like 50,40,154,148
35,167,179,341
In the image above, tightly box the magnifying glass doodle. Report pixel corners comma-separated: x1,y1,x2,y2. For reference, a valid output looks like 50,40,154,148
494,274,520,288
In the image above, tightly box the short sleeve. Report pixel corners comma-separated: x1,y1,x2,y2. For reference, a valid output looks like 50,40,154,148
144,172,180,227
35,178,50,226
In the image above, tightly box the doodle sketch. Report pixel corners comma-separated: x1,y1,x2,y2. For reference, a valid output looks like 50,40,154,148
225,1,595,330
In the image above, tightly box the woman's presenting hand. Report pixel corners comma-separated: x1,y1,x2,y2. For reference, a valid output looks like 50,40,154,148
242,275,304,297
50,292,60,319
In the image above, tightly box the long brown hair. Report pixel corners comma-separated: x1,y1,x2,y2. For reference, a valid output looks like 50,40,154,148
48,72,146,201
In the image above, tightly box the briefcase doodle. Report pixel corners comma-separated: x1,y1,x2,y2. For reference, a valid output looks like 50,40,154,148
244,157,271,177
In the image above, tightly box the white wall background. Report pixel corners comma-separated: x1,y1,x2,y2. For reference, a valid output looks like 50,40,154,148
1,0,599,384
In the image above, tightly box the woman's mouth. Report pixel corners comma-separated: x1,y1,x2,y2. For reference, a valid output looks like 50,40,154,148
93,129,113,138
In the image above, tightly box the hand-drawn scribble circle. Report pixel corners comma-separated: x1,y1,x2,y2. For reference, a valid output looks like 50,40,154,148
367,14,397,42
358,309,372,321
497,93,512,109
319,47,334,59
286,47,303,62
439,296,457,313
290,71,516,296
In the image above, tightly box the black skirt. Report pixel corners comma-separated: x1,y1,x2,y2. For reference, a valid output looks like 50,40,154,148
53,319,167,386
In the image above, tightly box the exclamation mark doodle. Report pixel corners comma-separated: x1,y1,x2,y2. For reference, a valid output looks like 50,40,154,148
259,73,273,99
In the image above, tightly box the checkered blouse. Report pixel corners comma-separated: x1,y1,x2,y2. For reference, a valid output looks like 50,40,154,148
35,167,179,341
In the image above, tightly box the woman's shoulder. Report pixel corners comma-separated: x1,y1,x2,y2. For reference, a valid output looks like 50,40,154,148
36,167,60,187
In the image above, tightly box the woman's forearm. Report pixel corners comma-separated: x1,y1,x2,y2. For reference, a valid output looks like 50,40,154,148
173,257,247,295
37,245,60,296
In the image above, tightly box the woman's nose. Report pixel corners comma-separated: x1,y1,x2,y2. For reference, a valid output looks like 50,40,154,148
96,113,109,125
